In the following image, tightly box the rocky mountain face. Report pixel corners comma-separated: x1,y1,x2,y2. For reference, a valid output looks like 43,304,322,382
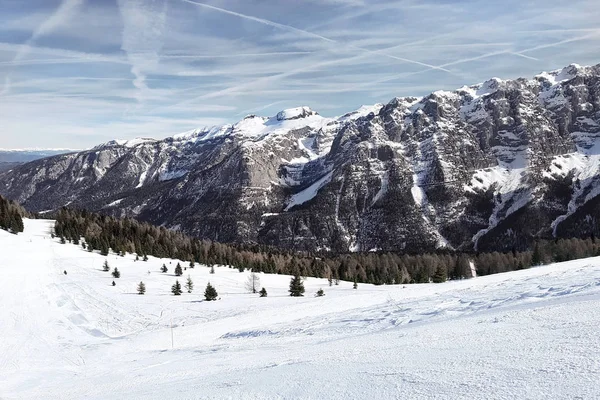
2,64,600,253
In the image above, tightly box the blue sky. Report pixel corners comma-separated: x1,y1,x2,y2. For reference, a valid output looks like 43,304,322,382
1,0,599,149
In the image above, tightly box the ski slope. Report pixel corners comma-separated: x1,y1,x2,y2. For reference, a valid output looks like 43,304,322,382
1,220,599,399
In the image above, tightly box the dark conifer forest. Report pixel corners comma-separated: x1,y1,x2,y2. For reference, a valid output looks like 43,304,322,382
53,207,600,285
0,195,27,234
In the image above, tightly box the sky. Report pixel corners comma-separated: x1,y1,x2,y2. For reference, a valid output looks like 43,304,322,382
0,0,599,149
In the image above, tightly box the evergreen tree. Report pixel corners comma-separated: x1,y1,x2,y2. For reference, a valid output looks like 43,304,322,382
189,260,195,268
103,260,110,272
204,282,218,301
316,288,325,297
112,267,120,278
289,275,305,297
161,264,168,273
259,287,267,297
171,280,182,296
112,280,116,286
185,275,194,293
328,276,333,287
432,264,447,283
353,278,358,289
175,263,183,276
210,265,215,274
143,254,149,262
137,281,146,295
136,254,140,261
532,242,543,266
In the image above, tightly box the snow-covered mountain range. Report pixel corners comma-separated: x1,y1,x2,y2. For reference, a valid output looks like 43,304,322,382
2,63,600,253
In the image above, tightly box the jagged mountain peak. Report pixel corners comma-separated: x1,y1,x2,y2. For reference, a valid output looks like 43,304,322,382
3,63,600,254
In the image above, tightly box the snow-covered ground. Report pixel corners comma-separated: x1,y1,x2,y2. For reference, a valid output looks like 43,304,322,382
1,220,599,399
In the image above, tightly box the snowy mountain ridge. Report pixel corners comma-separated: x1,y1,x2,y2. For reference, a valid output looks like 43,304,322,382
2,63,600,253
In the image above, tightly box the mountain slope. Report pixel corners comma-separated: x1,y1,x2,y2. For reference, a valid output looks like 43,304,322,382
2,64,600,252
1,219,600,399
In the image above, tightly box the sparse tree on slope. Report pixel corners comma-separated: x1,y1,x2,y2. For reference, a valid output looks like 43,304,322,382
112,267,120,278
316,288,325,297
204,282,218,301
161,264,168,273
137,281,146,295
289,275,305,297
185,275,194,293
175,263,183,276
245,272,260,294
171,280,182,296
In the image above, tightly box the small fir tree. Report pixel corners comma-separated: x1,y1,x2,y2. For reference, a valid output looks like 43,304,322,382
137,281,146,295
171,280,182,296
112,267,120,278
161,264,168,273
353,279,358,289
103,260,110,272
204,282,218,301
316,288,325,297
189,260,195,268
210,265,215,274
289,275,305,297
175,263,183,276
259,287,267,297
112,280,116,286
143,254,148,262
185,275,194,293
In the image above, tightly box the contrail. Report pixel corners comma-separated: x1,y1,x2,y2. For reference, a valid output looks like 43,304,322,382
515,31,600,55
160,51,313,59
180,0,452,73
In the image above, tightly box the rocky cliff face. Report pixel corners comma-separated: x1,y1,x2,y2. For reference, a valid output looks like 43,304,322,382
2,64,600,253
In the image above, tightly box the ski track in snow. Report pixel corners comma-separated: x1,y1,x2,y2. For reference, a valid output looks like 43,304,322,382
1,219,600,399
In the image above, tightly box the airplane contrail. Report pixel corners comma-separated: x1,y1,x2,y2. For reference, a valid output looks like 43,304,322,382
180,0,452,73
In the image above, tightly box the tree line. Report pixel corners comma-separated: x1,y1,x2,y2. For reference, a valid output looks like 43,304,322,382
0,195,27,234
53,207,600,285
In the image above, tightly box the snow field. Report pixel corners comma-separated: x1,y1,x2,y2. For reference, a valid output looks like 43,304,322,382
1,219,600,399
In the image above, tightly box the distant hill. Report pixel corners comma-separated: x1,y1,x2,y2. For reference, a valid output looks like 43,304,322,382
0,149,76,172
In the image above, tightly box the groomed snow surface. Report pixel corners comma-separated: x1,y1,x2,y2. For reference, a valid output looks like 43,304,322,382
1,220,599,399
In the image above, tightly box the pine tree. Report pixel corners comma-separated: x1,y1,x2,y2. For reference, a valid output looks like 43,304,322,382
143,254,149,262
210,265,215,274
189,260,195,268
112,280,116,286
328,276,333,287
532,242,543,266
432,264,447,283
204,282,218,301
259,287,267,297
316,288,325,297
171,280,182,296
185,275,194,293
135,255,140,261
353,278,358,289
175,263,183,276
103,260,110,272
289,275,305,297
112,267,120,278
161,264,168,273
137,281,146,295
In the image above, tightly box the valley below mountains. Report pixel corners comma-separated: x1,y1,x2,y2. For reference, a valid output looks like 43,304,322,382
2,63,600,253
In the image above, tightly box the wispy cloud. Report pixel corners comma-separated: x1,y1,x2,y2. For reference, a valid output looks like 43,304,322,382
117,0,168,103
2,0,600,148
